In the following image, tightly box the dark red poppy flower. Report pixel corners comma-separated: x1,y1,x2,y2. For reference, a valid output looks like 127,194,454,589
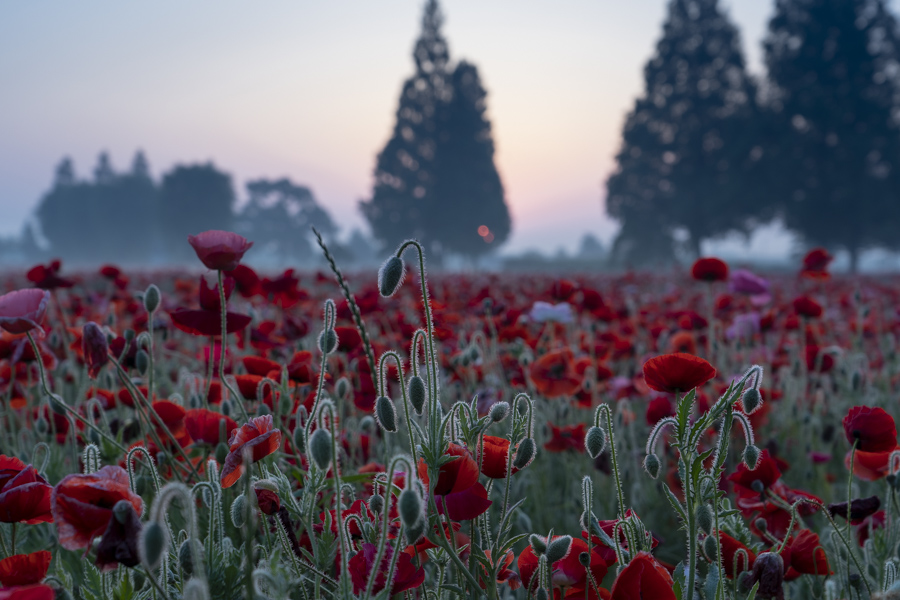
152,400,191,448
169,308,251,337
418,443,492,521
787,529,830,576
804,345,834,372
518,537,608,595
717,531,756,578
481,435,518,479
243,355,282,377
348,543,425,596
801,248,832,279
0,551,51,586
0,456,53,524
642,353,716,394
529,349,583,398
691,257,729,282
95,500,142,571
221,415,283,489
792,296,823,319
185,408,238,446
188,230,253,271
479,549,522,591
609,551,675,600
230,264,262,297
843,406,897,452
0,290,50,335
99,265,122,279
27,260,73,289
51,466,143,550
544,423,587,453
0,584,55,600
81,322,108,379
845,448,896,481
728,449,782,497
254,486,281,516
646,396,674,425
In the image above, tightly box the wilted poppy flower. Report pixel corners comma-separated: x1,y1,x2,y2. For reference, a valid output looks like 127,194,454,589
691,257,729,282
51,466,143,550
746,551,784,600
609,551,675,600
95,500,142,571
185,408,238,446
529,349,583,398
188,230,253,271
82,322,108,379
642,353,716,394
0,584,55,600
0,456,53,524
418,443,492,521
0,551,51,586
0,289,50,335
843,406,897,452
348,543,425,596
220,415,283,489
518,537,608,595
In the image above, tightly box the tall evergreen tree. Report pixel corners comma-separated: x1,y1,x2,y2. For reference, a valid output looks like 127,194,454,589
606,0,762,264
764,0,900,271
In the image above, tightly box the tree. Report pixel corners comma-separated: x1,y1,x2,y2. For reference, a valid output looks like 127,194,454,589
93,152,115,184
763,0,900,272
131,150,151,179
159,163,235,262
606,0,763,264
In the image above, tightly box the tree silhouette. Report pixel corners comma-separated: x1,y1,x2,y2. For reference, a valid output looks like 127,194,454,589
764,0,900,272
606,0,762,264
159,163,235,262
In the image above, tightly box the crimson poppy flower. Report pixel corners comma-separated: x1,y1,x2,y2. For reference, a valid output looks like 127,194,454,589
800,248,832,279
152,400,191,448
0,551,51,586
95,500,142,571
804,345,834,372
544,423,587,453
479,549,522,591
843,406,897,452
529,349,583,398
786,529,830,576
728,449,782,497
691,257,729,282
254,486,281,516
220,415,283,489
481,435,518,479
51,466,143,550
792,296,823,319
518,537,608,595
418,443,492,521
645,396,674,425
243,355,281,377
845,448,896,481
170,276,252,337
99,265,122,279
185,408,238,446
609,552,675,600
0,456,52,524
717,531,755,578
188,230,253,271
0,585,55,600
348,543,425,596
27,260,73,289
0,290,50,335
81,322,108,379
642,353,716,394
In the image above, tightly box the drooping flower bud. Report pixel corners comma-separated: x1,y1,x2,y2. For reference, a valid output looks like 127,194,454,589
545,535,572,564
748,552,784,600
528,534,547,555
318,329,338,355
741,388,762,414
697,504,714,534
367,494,384,515
82,322,109,379
335,377,351,400
308,428,333,471
143,284,161,314
375,395,398,433
140,521,167,571
643,454,661,479
135,350,150,375
514,438,537,470
743,444,761,470
398,488,423,531
584,426,606,459
231,494,248,528
702,535,718,560
408,376,427,414
378,256,406,298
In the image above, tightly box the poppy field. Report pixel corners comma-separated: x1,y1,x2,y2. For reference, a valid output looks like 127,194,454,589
0,233,897,600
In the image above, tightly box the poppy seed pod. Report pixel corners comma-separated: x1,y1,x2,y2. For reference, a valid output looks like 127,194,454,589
743,444,761,470
215,443,229,465
143,284,161,314
398,488,423,531
231,494,248,528
140,521,167,571
584,426,606,459
375,395,398,433
644,453,661,479
82,322,108,379
378,256,405,297
742,388,762,415
545,535,573,564
308,428,333,471
489,401,510,423
514,438,537,470
408,376,427,414
318,329,338,355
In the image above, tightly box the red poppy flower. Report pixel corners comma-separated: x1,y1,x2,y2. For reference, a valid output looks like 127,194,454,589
243,355,282,377
728,449,782,497
642,353,716,394
544,423,587,453
0,585,55,600
0,290,50,335
170,308,251,337
479,549,522,591
787,529,831,576
845,448,896,481
801,248,832,279
152,400,191,448
348,543,425,596
715,532,756,578
254,486,281,516
220,415,283,489
99,264,121,279
0,456,53,524
51,466,143,550
609,552,674,600
529,349,583,398
81,322,108,379
185,408,238,446
645,396,674,425
0,551,51,586
481,435,518,479
188,230,253,271
792,296,823,318
804,345,834,372
418,443,492,521
27,259,73,289
843,406,897,452
518,537,608,595
691,257,729,282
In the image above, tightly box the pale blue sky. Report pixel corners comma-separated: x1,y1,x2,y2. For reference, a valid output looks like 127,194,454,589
1,1,780,256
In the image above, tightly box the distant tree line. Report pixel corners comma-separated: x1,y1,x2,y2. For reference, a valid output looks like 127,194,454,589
607,0,900,271
28,152,353,266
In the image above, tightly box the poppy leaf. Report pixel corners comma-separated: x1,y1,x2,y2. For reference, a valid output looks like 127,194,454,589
663,485,687,522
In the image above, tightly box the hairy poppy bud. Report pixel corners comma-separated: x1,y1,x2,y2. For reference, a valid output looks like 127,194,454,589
697,504,714,534
360,416,375,431
179,538,196,575
335,377,351,400
231,494,248,528
406,519,426,546
318,329,338,355
378,256,405,298
123,329,135,343
215,442,229,465
183,578,210,600
536,588,549,600
135,350,150,375
408,376,427,414
398,488,423,530
368,494,384,515
643,453,661,479
489,401,510,423
35,414,49,435
308,428,333,470
143,284,161,314
375,395,398,433
703,534,718,560
584,426,606,459
47,393,68,416
514,438,537,470
221,399,233,417
545,536,572,564
741,388,762,414
743,444,760,470
82,322,109,379
140,521,167,571
528,534,547,555
256,403,270,417
293,426,306,454
579,552,590,567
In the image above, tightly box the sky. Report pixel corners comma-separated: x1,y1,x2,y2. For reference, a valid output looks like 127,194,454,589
1,1,779,257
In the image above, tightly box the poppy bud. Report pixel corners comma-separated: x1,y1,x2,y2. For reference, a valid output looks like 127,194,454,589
489,401,510,423
183,579,210,600
215,442,229,464
221,399,233,417
703,535,721,561
579,552,590,567
82,322,109,379
114,499,133,525
143,284,161,314
231,494,248,528
749,552,784,600
368,494,384,515
256,403,270,417
135,350,150,375
35,415,49,435
308,428,333,470
408,376,427,414
278,393,293,416
545,535,572,564
254,481,281,515
318,329,338,355
406,519,426,546
743,445,760,470
754,518,767,533
514,438,537,470
47,393,68,416
293,426,306,454
643,453,661,479
697,504,714,534
529,534,547,555
140,521,167,571
124,328,135,342
378,256,405,298
335,377,351,400
584,426,606,459
741,388,762,414
398,488,423,531
179,538,198,575
360,416,375,431
375,395,398,433
536,588,549,600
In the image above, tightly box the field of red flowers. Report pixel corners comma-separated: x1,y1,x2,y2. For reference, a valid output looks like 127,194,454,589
0,233,896,600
